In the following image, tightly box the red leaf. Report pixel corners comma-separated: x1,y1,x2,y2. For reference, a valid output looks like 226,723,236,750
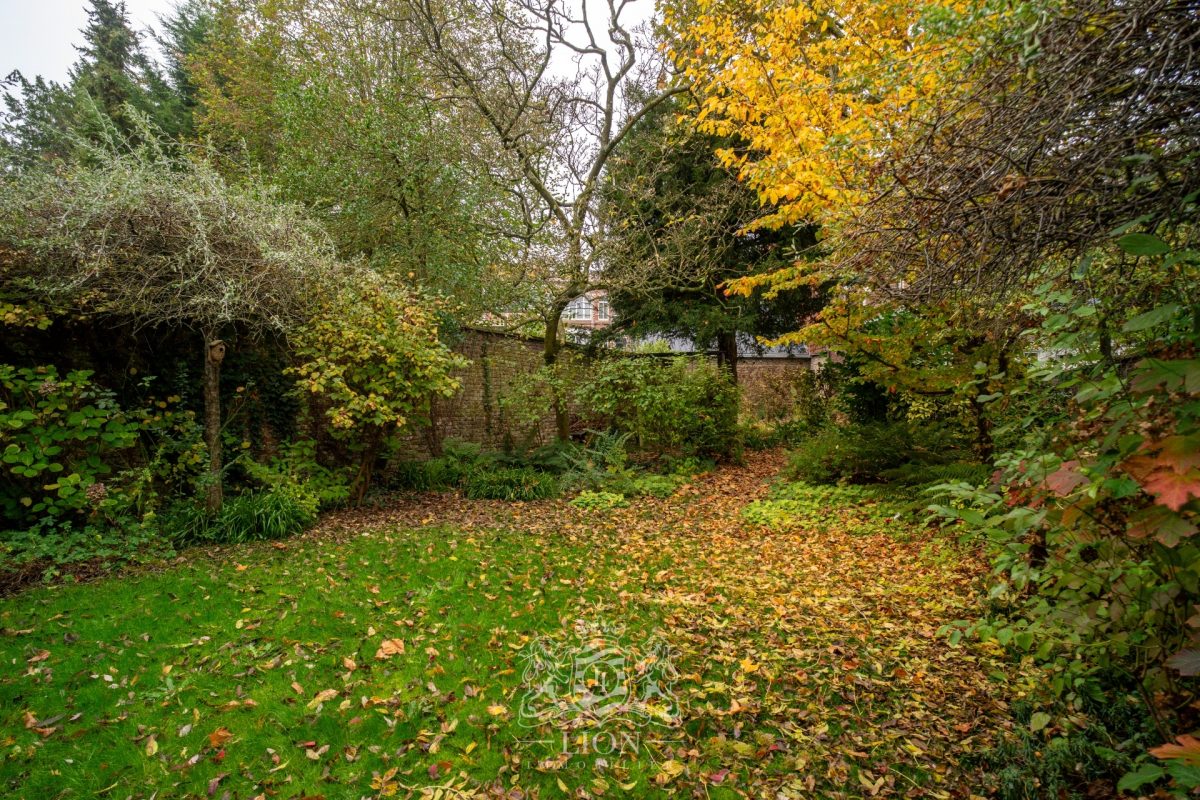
1158,435,1200,474
1140,468,1200,512
1149,735,1200,767
1044,461,1088,496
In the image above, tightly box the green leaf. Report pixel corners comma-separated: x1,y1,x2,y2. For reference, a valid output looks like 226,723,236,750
1117,762,1165,792
1117,233,1170,256
1029,711,1052,732
1122,304,1180,333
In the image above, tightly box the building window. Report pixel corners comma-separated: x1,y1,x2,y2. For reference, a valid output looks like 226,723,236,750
596,299,611,321
563,297,592,321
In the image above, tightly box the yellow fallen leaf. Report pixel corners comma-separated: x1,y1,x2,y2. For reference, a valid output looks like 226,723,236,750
145,735,158,756
308,689,339,708
486,704,508,716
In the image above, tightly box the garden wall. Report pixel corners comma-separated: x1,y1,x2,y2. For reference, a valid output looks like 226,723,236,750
393,328,558,458
738,357,816,421
394,328,815,458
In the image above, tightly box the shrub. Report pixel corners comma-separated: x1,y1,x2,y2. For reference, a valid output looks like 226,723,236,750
664,455,714,476
570,490,628,511
0,365,204,575
463,467,559,501
741,419,811,450
970,687,1157,800
385,438,495,492
578,357,741,459
878,461,990,488
1,517,168,582
1,365,144,528
387,457,468,491
288,270,466,504
165,483,318,544
786,421,966,484
242,439,352,510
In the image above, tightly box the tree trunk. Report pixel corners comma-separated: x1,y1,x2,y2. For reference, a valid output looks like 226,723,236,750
202,328,225,514
352,427,385,506
543,309,571,441
969,394,994,463
716,330,739,386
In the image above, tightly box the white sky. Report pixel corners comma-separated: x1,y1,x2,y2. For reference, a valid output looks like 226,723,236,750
0,0,658,85
1,0,175,84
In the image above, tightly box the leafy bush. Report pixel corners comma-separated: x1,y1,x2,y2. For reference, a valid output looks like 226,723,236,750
879,462,990,488
741,418,811,450
578,357,741,459
385,438,496,492
462,467,559,501
1,518,168,581
389,459,457,491
929,244,1199,786
0,365,203,575
1,365,144,527
166,483,318,544
570,490,628,511
242,439,352,510
288,270,466,504
971,688,1158,800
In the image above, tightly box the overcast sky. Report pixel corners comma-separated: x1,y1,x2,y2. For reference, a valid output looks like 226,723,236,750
2,0,175,84
2,0,658,87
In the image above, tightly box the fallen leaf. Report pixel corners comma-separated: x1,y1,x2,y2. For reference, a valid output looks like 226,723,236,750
208,727,233,749
308,689,339,708
374,639,405,659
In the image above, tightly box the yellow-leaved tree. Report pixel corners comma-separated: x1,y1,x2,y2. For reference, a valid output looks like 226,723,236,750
664,0,1019,451
665,0,984,233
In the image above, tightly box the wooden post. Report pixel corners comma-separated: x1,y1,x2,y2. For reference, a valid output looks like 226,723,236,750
203,330,226,514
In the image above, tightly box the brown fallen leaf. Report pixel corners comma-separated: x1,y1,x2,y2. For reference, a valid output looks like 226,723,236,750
374,638,405,659
208,727,233,749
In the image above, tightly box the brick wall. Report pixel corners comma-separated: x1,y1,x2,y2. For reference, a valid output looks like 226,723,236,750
737,357,814,421
394,329,558,458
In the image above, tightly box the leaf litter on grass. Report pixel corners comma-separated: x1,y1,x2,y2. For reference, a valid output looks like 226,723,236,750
0,451,1027,799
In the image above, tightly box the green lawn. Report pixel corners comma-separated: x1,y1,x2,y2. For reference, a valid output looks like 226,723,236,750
1,454,1024,799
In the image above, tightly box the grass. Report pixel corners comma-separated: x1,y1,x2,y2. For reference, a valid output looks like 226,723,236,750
1,452,1027,799
0,525,666,799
